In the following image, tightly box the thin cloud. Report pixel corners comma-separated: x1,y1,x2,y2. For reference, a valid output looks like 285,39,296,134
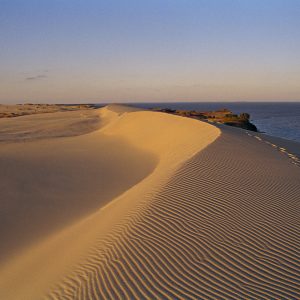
25,74,48,81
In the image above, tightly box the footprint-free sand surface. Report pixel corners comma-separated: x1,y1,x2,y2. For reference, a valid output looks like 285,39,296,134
0,105,299,299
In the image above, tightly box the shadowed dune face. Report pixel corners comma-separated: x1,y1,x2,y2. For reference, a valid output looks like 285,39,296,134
0,120,158,262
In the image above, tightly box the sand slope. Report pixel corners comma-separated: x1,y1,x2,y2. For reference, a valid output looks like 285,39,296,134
0,105,219,299
1,105,300,299
0,118,157,261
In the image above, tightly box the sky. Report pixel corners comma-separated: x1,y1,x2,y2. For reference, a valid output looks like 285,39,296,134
0,0,299,103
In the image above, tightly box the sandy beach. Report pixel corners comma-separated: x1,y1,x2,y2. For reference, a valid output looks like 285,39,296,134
0,105,299,299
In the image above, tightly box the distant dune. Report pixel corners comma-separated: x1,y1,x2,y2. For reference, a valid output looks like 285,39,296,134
0,105,299,299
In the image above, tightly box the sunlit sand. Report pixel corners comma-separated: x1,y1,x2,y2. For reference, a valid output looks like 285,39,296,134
0,105,299,299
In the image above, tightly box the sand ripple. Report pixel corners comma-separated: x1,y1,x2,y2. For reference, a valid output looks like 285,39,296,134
1,106,299,299
46,126,300,299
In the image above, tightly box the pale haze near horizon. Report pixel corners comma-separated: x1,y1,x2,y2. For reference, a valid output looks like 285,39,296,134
0,0,299,104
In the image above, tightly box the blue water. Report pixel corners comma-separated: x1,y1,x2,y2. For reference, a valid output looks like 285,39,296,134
132,102,300,143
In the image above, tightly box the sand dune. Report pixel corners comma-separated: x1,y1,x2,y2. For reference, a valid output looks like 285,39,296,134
0,112,157,261
0,105,299,299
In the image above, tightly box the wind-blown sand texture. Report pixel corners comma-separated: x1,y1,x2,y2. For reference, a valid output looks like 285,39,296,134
0,105,299,299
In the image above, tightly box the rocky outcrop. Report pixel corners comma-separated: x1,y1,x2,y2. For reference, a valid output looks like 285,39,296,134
153,108,258,132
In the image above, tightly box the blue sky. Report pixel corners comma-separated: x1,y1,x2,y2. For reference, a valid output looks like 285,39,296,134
0,0,299,103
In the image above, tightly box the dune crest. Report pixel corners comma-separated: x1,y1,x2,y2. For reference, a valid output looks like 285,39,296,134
2,106,299,299
0,105,220,299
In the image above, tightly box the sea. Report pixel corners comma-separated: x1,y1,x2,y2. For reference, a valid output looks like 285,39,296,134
131,102,300,143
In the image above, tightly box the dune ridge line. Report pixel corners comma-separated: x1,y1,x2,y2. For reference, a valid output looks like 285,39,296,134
0,105,221,299
44,112,300,299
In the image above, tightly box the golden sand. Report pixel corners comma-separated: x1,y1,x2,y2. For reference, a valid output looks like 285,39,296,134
0,105,299,299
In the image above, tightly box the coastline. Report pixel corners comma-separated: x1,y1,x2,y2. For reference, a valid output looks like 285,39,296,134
133,102,300,143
